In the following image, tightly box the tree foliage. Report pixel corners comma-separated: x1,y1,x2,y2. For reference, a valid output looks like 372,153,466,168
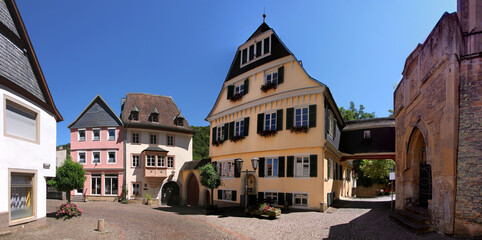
338,101,376,121
47,156,86,202
359,159,395,182
199,163,221,206
192,126,210,160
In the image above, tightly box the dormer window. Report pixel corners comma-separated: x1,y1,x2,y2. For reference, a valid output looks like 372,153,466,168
130,105,139,121
174,112,184,126
149,108,159,123
240,35,271,67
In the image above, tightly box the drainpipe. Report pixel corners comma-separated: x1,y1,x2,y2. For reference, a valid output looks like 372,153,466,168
123,127,127,199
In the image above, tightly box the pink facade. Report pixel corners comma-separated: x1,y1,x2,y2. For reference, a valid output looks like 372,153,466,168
70,127,124,199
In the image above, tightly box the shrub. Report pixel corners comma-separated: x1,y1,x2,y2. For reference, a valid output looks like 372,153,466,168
56,203,83,219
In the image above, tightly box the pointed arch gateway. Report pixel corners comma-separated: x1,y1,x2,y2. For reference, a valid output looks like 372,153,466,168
187,174,199,206
405,127,431,208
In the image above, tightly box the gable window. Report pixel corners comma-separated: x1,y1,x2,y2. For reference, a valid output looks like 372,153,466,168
167,156,174,168
108,128,115,141
107,151,116,164
132,155,139,167
78,152,86,164
264,112,276,131
234,120,245,137
150,134,157,144
294,193,308,207
132,133,139,144
157,156,165,167
265,192,278,205
167,135,174,146
146,155,155,167
104,175,118,195
240,35,271,67
92,152,100,164
91,175,101,195
265,71,278,85
266,157,278,177
130,106,139,121
235,82,245,95
295,156,310,177
149,111,159,123
295,107,309,127
92,128,100,141
4,99,38,143
78,129,86,141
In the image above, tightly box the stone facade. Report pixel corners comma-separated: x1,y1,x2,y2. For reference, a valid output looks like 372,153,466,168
394,0,481,236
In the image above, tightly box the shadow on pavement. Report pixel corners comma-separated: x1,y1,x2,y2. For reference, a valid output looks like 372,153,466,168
330,199,392,210
154,205,306,218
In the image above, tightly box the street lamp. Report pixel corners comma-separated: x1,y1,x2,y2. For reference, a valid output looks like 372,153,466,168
235,157,259,208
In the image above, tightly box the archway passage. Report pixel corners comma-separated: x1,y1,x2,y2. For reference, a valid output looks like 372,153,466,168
161,181,180,206
187,175,199,206
407,127,431,208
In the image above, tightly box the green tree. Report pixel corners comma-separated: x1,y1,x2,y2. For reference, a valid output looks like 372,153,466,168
192,126,210,160
199,163,221,207
47,156,86,203
338,101,376,122
359,159,395,184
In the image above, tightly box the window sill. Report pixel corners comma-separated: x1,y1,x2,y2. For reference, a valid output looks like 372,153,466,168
9,216,36,226
265,176,278,179
293,176,310,179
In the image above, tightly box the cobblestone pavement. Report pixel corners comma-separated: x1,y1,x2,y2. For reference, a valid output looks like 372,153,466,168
2,197,456,240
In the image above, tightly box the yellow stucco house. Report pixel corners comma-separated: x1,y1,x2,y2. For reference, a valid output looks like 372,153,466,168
205,21,354,211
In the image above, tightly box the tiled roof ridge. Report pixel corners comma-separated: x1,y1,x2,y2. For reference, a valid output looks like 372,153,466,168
126,92,173,99
345,117,395,124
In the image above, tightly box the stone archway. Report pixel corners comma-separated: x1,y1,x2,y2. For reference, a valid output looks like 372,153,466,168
405,127,431,207
161,181,180,206
187,174,199,206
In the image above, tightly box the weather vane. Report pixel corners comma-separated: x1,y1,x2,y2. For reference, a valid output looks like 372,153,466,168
263,7,266,23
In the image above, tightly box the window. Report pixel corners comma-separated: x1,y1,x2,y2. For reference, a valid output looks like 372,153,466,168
240,36,271,67
294,193,308,207
157,156,165,167
265,192,278,205
150,113,159,122
329,110,335,136
146,155,155,167
104,175,118,195
234,83,245,95
266,157,278,177
219,161,234,178
131,111,138,121
108,128,116,141
10,173,34,220
78,152,86,164
91,175,101,195
167,156,174,168
107,151,116,164
364,130,371,139
216,125,224,141
265,71,278,85
295,156,310,177
221,189,233,201
132,155,139,167
150,134,157,144
92,152,100,164
346,169,351,182
295,107,309,127
78,129,86,141
264,112,276,131
5,99,38,142
132,183,140,196
132,133,139,144
167,135,174,146
234,120,244,136
92,128,100,141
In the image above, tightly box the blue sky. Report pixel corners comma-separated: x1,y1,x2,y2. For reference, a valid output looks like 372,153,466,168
15,1,456,145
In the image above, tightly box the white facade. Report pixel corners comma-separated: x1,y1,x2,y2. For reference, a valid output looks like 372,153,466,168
0,86,57,226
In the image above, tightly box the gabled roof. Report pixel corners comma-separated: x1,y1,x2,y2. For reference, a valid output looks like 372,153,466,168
343,117,395,131
68,95,122,129
120,93,194,134
180,158,211,171
0,0,62,121
142,146,169,153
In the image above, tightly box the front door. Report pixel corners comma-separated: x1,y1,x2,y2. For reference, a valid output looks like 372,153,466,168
419,163,432,208
187,176,199,206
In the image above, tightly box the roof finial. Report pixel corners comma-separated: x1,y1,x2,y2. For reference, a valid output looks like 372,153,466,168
263,7,266,23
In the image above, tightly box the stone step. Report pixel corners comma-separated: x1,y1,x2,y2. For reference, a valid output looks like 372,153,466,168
396,209,429,224
405,205,428,217
0,230,11,237
71,195,84,202
389,211,433,235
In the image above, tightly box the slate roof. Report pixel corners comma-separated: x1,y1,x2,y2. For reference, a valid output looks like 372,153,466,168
120,93,194,134
180,158,211,171
142,146,169,153
343,117,395,131
68,95,122,129
0,0,62,121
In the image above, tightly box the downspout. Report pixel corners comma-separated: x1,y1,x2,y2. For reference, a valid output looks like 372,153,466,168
123,127,127,199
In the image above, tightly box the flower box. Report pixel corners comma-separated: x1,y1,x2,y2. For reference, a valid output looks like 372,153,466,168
290,126,308,134
246,203,281,219
230,135,245,142
258,129,277,137
212,140,225,147
229,93,243,103
260,82,277,92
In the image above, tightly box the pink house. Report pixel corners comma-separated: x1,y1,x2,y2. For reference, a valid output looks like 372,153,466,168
68,95,124,201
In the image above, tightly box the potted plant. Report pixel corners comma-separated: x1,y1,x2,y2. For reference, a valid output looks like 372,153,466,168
258,129,277,137
145,193,153,205
229,93,243,103
230,135,245,142
260,82,277,92
290,126,308,134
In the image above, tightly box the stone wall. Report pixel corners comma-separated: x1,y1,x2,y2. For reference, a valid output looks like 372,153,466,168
454,56,482,236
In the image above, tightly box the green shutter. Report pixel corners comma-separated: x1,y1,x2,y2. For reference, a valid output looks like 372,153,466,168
287,156,294,177
310,155,317,177
212,127,217,145
278,156,285,177
227,85,234,99
286,108,294,130
218,190,222,200
244,78,249,95
276,109,283,131
309,104,316,128
333,118,337,138
278,66,284,84
244,117,250,136
229,122,234,139
232,190,237,201
257,113,264,134
258,157,265,177
234,160,240,178
223,123,228,141
278,192,285,205
258,192,264,203
285,193,293,206
327,159,331,179
325,108,329,137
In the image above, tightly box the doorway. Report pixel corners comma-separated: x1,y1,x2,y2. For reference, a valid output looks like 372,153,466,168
161,181,180,205
407,127,431,208
187,175,199,206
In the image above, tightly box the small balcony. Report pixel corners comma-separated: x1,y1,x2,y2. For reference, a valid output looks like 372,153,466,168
144,167,168,178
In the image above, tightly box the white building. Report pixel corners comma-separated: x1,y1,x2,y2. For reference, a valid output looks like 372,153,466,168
0,0,63,230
